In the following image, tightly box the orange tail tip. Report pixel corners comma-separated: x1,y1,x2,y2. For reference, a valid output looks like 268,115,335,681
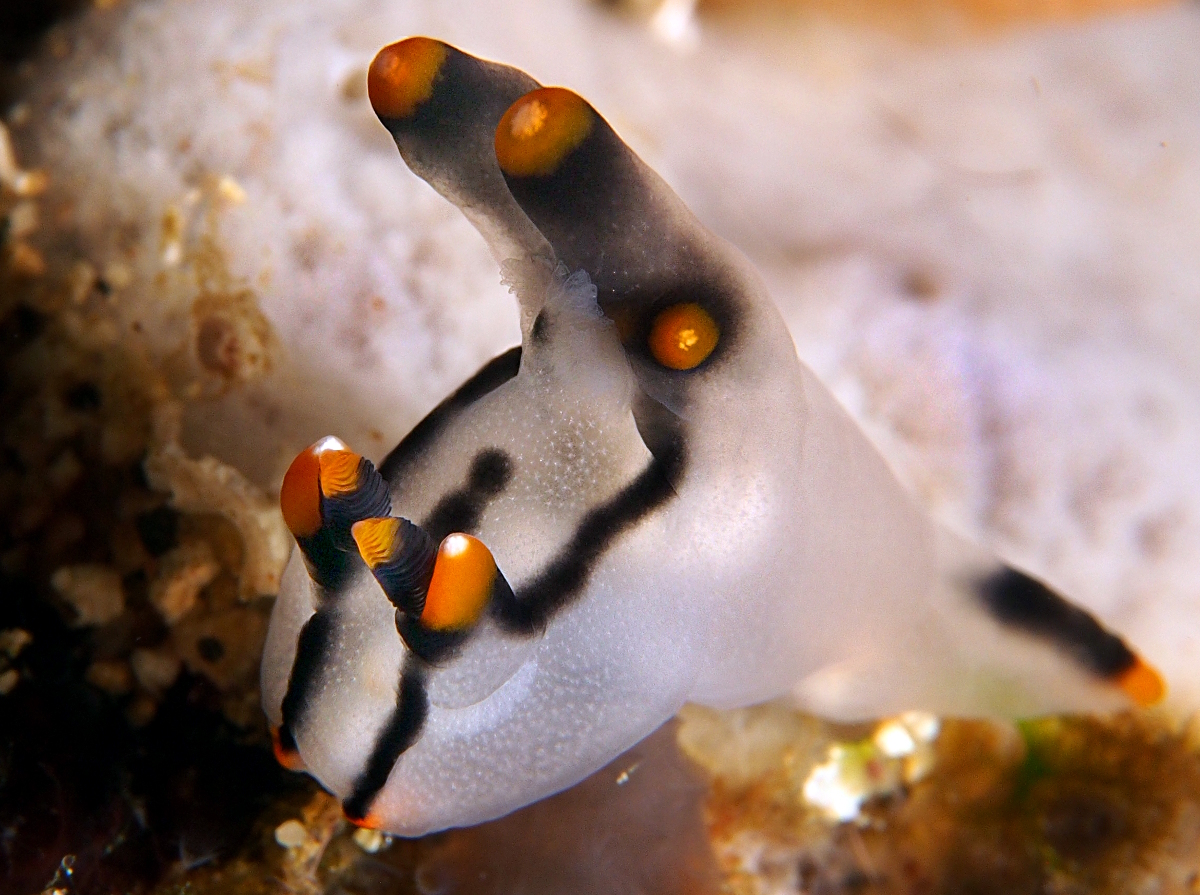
281,436,349,538
271,727,306,772
495,87,594,178
1115,656,1166,707
368,37,447,121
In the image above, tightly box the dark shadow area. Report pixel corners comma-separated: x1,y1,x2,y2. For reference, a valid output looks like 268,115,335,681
1,0,90,103
0,569,309,894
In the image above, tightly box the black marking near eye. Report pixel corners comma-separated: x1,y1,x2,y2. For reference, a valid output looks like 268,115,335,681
422,448,514,542
603,280,740,375
380,347,521,482
531,309,549,344
279,601,340,751
977,567,1137,678
631,392,687,491
494,436,685,636
343,654,429,824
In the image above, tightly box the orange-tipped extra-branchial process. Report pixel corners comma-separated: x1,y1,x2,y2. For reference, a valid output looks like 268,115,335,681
351,516,437,617
647,302,720,371
494,85,731,313
280,437,391,587
271,725,306,772
421,534,499,632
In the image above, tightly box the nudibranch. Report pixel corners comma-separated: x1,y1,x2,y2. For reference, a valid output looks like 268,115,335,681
261,37,1164,836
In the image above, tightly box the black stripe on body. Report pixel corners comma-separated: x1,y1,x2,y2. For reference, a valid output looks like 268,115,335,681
494,437,685,636
343,656,429,823
977,567,1136,678
279,601,339,749
379,347,521,482
631,392,687,491
422,448,514,542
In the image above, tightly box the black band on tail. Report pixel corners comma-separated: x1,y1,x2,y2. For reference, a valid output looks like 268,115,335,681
977,567,1136,678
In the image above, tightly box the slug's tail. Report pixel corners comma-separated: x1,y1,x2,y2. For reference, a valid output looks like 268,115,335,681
791,526,1165,721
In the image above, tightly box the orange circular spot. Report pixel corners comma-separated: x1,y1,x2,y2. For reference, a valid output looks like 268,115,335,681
648,303,719,370
421,534,497,631
495,87,593,178
281,447,323,538
351,518,401,570
368,37,447,120
317,450,362,497
1116,656,1165,707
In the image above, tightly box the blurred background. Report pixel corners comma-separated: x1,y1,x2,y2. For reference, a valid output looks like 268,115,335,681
1,0,1197,892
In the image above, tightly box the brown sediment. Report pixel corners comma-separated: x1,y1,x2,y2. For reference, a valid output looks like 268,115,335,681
683,704,1200,895
0,116,295,893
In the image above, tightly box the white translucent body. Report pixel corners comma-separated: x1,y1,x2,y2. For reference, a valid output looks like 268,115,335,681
263,264,1128,835
261,48,1144,833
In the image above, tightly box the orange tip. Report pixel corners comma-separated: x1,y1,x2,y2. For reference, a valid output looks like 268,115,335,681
1115,656,1165,707
317,448,364,498
351,517,402,570
648,303,720,370
368,37,447,120
345,808,384,830
281,436,347,538
421,534,497,631
495,87,593,178
271,726,306,772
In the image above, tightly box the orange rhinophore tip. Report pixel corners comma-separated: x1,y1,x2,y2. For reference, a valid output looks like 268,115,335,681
352,517,402,570
648,303,720,371
368,37,447,120
1116,656,1166,707
281,436,347,538
271,726,306,772
495,87,593,178
421,533,497,631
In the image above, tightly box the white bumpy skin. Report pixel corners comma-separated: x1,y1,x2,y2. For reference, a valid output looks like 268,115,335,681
261,38,1164,836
